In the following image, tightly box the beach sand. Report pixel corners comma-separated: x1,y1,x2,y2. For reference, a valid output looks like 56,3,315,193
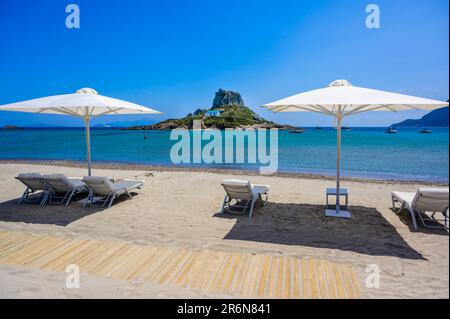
0,162,448,299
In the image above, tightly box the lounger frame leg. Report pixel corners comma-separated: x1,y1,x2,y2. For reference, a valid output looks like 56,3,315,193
407,207,419,231
220,195,229,214
391,195,405,213
65,189,76,206
259,193,269,206
84,190,111,208
18,188,31,204
392,195,418,230
84,192,116,208
18,187,47,205
134,186,142,197
47,190,71,205
445,210,449,230
108,193,119,208
83,190,94,207
40,190,50,205
223,198,250,215
248,198,257,220
221,192,268,219
108,196,114,208
415,209,449,231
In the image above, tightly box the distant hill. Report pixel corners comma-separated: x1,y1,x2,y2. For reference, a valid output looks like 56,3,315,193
125,89,297,130
391,106,449,127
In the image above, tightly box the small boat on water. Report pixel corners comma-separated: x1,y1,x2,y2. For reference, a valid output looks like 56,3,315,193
315,126,322,130
333,127,352,131
2,125,23,131
289,129,304,134
385,127,398,134
419,128,432,134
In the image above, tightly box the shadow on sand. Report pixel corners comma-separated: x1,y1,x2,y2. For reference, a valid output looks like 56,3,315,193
389,207,449,235
0,192,137,227
214,202,428,260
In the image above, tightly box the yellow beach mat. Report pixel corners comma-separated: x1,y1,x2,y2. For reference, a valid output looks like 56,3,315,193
0,230,361,298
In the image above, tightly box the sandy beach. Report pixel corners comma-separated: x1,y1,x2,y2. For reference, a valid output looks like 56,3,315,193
0,162,448,299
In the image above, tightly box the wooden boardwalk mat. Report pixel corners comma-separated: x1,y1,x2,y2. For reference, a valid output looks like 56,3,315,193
0,230,361,298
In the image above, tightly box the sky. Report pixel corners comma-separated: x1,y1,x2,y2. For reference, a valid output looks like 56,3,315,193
0,0,448,127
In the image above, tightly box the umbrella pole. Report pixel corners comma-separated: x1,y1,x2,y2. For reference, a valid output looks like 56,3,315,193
325,107,350,218
84,117,92,176
336,111,341,214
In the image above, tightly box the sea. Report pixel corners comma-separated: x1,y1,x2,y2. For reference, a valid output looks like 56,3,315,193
0,127,448,183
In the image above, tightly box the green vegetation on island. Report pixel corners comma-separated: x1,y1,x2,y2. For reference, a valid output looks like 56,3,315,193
125,89,297,130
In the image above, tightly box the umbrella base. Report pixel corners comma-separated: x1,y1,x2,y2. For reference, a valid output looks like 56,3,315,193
325,209,351,219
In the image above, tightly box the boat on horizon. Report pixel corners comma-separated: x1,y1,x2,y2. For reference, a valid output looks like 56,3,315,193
419,128,432,134
334,126,352,131
385,127,398,134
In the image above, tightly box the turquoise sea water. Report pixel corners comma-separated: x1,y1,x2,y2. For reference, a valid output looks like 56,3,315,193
0,127,448,182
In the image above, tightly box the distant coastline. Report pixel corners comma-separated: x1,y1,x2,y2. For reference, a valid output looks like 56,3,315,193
391,106,449,127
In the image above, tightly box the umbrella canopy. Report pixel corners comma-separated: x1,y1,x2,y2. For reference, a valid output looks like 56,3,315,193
264,80,448,114
0,88,162,175
263,79,448,218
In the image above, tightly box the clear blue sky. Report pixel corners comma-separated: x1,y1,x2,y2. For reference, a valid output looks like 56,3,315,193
0,0,448,127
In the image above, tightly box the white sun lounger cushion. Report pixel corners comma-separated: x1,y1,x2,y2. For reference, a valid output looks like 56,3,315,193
412,188,449,212
222,179,253,200
42,174,86,192
112,180,145,194
16,173,46,191
220,179,270,219
391,191,416,208
82,176,144,196
17,173,42,179
251,184,270,197
392,188,449,230
222,179,269,200
392,188,449,212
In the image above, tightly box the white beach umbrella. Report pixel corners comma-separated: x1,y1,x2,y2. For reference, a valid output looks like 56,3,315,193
0,88,162,175
263,79,448,218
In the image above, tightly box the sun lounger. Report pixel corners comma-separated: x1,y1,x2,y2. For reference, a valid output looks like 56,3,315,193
391,188,449,231
15,173,49,204
82,176,144,208
220,179,269,219
42,174,88,205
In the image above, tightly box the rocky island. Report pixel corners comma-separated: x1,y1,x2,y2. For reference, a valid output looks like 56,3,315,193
124,89,298,130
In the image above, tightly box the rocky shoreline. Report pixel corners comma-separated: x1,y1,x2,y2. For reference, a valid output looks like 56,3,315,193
123,121,298,131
